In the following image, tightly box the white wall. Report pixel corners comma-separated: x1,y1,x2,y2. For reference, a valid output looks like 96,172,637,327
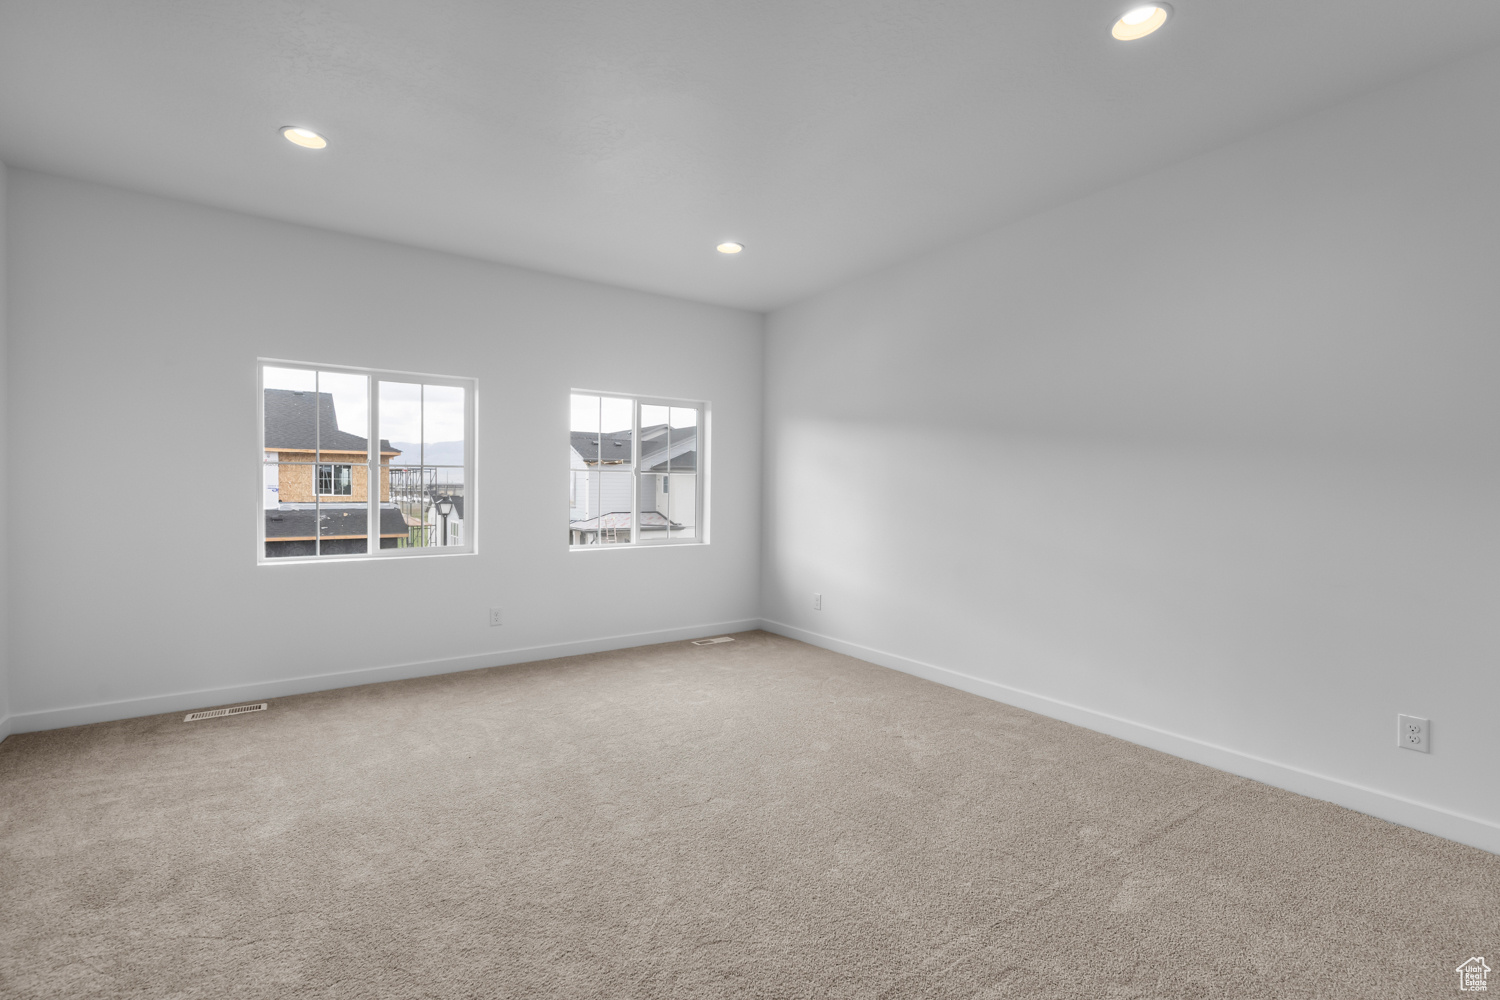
0,163,10,742
5,170,763,731
762,49,1500,853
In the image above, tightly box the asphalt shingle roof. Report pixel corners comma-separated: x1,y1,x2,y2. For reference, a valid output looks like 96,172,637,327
571,424,695,466
647,449,696,473
265,504,409,539
569,428,634,464
265,389,398,454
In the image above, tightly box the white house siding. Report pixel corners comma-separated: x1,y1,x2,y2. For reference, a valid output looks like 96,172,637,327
656,474,697,536
597,469,634,515
569,470,589,520
568,447,590,522
568,465,636,523
652,475,668,518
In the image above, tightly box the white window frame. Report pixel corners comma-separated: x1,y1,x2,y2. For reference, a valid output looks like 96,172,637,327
569,390,709,551
258,359,478,564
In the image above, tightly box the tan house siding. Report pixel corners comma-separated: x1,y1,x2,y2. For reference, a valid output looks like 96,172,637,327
269,450,394,503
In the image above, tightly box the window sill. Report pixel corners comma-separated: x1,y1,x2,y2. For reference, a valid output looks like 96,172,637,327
258,548,477,565
568,540,708,552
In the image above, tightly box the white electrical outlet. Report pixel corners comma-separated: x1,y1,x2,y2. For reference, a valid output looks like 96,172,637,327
1397,714,1429,753
489,607,503,627
812,593,822,611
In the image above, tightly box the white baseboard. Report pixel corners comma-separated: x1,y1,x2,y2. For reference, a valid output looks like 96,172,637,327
5,619,762,737
759,619,1500,857
0,713,12,745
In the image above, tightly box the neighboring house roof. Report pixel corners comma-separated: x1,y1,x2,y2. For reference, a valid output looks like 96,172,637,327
647,449,696,473
265,503,409,539
569,428,634,464
265,389,399,454
569,511,681,531
571,424,696,469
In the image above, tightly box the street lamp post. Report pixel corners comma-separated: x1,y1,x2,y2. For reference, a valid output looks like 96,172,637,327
434,495,455,547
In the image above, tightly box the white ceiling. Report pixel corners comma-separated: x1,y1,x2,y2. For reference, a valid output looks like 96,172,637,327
3,1,1500,311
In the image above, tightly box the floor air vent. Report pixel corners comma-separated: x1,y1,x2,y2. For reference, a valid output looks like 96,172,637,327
691,636,735,646
184,703,268,722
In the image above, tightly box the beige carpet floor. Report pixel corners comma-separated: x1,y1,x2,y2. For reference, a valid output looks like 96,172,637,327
1,630,1495,998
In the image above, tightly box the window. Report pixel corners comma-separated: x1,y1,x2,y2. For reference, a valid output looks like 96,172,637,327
569,392,705,547
317,464,353,496
261,361,475,561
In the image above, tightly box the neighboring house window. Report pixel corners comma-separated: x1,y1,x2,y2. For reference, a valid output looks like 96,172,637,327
317,464,353,496
568,392,706,547
261,360,476,561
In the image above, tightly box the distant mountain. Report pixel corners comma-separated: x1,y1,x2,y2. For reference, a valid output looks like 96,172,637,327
388,441,465,466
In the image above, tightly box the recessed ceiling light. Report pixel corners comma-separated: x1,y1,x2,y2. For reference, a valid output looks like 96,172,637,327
280,126,328,149
716,242,744,254
1111,4,1171,41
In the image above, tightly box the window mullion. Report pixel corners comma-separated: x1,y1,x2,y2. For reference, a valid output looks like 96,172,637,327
700,406,706,542
631,399,640,545
593,397,601,544
314,369,321,558
258,364,267,560
368,373,378,556
420,383,426,548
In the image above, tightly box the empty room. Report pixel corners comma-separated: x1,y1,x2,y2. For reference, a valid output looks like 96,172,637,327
1,2,1497,997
